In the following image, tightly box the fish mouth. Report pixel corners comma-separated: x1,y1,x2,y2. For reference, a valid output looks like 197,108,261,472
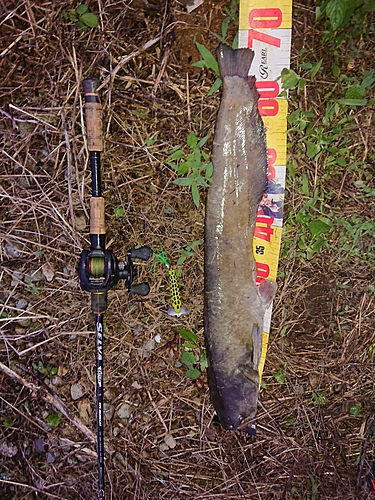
208,366,259,433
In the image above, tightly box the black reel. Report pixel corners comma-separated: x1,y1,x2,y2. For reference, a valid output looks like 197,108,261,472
79,246,152,312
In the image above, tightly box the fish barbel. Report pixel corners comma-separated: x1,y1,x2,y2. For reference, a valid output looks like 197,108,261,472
204,43,277,432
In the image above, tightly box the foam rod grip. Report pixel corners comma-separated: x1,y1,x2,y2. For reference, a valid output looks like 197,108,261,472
90,197,106,235
83,78,103,152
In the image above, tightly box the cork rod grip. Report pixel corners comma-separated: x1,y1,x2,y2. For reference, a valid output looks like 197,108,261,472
83,78,103,152
90,197,106,234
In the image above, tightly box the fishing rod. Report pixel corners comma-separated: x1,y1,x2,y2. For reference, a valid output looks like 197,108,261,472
78,78,152,499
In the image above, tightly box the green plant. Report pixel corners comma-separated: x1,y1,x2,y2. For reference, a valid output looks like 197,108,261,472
336,216,375,264
310,391,328,405
32,361,58,380
308,472,319,500
176,328,207,379
46,412,63,428
176,240,202,266
25,279,39,295
114,207,125,218
349,404,361,415
62,4,99,30
2,418,13,428
273,363,287,384
316,0,375,38
191,0,239,95
166,131,212,208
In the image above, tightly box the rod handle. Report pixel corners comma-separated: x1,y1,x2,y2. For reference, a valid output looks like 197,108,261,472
90,197,106,235
83,78,103,152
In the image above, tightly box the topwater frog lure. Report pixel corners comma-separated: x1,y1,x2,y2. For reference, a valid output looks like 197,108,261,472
153,250,188,317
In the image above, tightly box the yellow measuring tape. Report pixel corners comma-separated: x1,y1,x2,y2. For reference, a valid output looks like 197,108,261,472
239,0,292,378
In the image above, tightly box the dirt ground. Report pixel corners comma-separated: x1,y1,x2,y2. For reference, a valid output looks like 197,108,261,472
1,1,375,499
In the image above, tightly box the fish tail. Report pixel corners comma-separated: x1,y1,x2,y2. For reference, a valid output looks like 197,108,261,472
216,43,256,86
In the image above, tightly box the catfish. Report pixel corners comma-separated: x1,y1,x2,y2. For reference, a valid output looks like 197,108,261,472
204,43,277,432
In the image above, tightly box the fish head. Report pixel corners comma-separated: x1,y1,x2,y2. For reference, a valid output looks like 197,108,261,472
208,362,260,433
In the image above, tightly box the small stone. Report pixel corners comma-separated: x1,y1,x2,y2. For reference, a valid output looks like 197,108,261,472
34,437,47,453
117,403,131,420
159,442,170,452
131,381,142,390
103,403,115,421
0,441,18,457
24,269,43,283
42,262,54,282
138,339,155,358
47,452,55,463
11,271,24,287
70,383,85,400
113,427,121,437
77,399,92,424
164,205,174,214
74,215,86,231
154,334,161,344
4,243,21,258
164,433,177,449
16,299,28,310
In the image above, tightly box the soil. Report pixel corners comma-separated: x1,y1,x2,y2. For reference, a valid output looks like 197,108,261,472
1,1,375,499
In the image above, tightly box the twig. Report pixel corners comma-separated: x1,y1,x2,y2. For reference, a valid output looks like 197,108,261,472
0,361,97,445
355,411,375,497
8,103,58,131
98,23,181,91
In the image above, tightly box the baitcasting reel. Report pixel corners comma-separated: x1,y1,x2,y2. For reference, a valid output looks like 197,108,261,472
78,245,152,313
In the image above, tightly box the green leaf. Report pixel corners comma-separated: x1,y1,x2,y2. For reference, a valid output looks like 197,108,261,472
305,141,320,159
310,59,323,78
193,42,219,75
183,343,198,349
3,418,13,428
177,161,190,175
301,173,310,196
337,98,368,106
197,134,209,148
208,77,223,96
308,220,331,237
80,12,99,28
199,351,208,371
349,405,361,415
173,177,193,187
176,256,187,266
205,162,213,179
46,412,62,427
76,4,89,15
167,150,184,161
187,131,198,149
345,85,366,100
114,207,125,218
280,68,299,89
361,73,375,88
175,328,197,343
325,0,347,30
191,182,200,208
185,368,201,379
181,350,196,369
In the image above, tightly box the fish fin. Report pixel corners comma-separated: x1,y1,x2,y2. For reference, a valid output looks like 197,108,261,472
258,280,277,309
216,43,256,83
239,363,259,386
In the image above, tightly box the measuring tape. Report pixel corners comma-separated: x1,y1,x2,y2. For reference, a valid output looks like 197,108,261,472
239,0,292,378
